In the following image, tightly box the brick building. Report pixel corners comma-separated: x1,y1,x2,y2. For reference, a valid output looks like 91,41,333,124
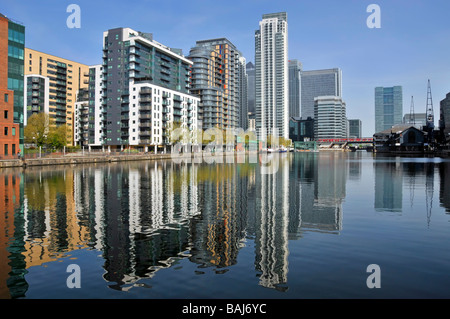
0,14,21,159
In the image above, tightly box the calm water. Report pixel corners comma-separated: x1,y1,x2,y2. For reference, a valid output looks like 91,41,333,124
1,151,450,299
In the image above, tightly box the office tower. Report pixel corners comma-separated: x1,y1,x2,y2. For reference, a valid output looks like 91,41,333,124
246,62,255,114
440,92,450,144
23,75,49,126
289,60,302,118
289,116,314,142
403,112,426,127
255,12,289,140
0,13,24,153
189,38,244,131
314,96,348,139
300,68,342,119
348,119,362,138
375,86,403,133
101,28,199,150
24,48,90,146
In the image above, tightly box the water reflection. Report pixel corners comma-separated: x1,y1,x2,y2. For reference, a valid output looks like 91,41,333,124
0,152,449,298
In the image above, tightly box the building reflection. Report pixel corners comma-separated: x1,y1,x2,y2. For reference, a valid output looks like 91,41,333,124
12,152,450,298
439,162,450,213
374,159,403,212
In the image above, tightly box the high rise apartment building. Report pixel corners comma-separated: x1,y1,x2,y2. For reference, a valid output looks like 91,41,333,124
289,59,302,118
255,12,289,140
98,28,199,150
375,86,403,133
189,38,246,131
24,48,90,146
301,68,342,120
23,74,49,126
0,13,24,154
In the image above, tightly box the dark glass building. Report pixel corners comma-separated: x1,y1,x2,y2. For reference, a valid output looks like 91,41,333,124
289,116,314,142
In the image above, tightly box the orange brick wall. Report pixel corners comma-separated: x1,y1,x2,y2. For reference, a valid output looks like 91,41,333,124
0,16,9,88
0,17,20,159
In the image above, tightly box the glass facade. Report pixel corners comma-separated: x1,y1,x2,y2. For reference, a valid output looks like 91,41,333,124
189,38,245,130
440,93,450,144
375,86,403,133
289,60,302,118
7,20,25,151
348,119,362,138
300,68,342,120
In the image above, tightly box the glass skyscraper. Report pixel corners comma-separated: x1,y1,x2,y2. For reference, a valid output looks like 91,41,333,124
375,86,403,133
300,68,342,120
348,119,362,138
288,60,302,118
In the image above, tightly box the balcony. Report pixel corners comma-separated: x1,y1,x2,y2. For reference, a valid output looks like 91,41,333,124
139,138,151,144
139,96,152,103
139,113,151,119
139,121,151,128
140,87,152,94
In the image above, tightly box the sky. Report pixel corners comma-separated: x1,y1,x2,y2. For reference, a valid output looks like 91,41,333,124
2,0,450,136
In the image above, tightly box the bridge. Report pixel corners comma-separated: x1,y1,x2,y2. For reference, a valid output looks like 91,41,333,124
317,138,374,151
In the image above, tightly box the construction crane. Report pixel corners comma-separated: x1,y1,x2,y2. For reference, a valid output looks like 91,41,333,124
424,79,435,147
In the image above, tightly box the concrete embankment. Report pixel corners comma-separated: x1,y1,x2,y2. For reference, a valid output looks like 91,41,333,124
0,154,173,169
0,151,253,169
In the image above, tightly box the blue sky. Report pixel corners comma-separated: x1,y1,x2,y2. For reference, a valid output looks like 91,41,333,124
2,0,450,136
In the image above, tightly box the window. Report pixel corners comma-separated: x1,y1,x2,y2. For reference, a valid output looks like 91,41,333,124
4,127,8,136
4,94,8,102
4,144,8,156
12,128,15,136
4,111,8,119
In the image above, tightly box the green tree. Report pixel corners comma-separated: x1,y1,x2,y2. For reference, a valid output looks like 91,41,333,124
24,112,49,147
47,124,68,150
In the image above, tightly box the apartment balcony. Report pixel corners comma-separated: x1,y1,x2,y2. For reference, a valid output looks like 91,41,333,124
140,87,152,94
139,138,151,144
139,96,152,103
139,121,151,128
139,129,151,136
139,113,151,119
139,104,152,111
